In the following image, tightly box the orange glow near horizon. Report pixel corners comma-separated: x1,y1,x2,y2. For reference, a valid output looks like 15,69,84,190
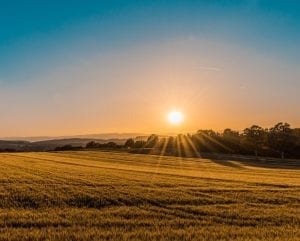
0,38,299,138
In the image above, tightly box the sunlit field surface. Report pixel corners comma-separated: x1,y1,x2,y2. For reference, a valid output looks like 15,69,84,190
0,151,299,241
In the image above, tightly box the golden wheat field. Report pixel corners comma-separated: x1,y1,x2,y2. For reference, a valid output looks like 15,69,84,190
0,151,299,241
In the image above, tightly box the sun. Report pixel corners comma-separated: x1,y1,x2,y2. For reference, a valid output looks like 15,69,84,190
167,111,184,125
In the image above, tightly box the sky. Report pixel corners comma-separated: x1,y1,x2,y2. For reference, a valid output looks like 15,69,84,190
0,0,300,137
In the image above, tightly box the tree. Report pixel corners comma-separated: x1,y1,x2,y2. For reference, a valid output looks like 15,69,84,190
268,122,296,159
145,134,159,148
86,141,99,149
134,140,146,148
194,130,223,153
106,142,117,148
165,136,176,154
222,129,240,153
124,138,135,148
243,125,265,157
291,129,300,158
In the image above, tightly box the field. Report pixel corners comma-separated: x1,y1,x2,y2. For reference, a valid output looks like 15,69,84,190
0,151,299,241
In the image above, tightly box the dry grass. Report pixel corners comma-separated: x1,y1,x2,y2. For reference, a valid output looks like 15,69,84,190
0,151,299,240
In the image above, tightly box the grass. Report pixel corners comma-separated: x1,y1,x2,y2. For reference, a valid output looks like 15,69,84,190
0,151,299,241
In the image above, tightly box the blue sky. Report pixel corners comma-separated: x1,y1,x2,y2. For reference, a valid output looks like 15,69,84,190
1,0,300,80
0,0,299,136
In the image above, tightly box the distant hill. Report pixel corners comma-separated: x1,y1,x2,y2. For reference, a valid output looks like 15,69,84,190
33,138,126,150
0,133,176,152
0,140,31,151
1,133,145,142
0,138,127,152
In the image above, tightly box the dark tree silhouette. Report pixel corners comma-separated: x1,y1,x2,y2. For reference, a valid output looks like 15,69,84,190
194,130,223,153
145,134,159,148
125,124,300,159
243,125,266,157
86,141,99,148
268,122,296,159
124,138,135,148
81,123,300,159
222,129,241,154
134,140,146,148
106,142,117,148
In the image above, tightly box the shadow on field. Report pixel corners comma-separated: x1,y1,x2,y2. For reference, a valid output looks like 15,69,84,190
209,159,246,169
239,159,300,170
202,153,300,170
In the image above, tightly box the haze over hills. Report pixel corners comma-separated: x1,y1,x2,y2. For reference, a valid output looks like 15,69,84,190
0,133,146,142
0,133,153,152
0,138,126,152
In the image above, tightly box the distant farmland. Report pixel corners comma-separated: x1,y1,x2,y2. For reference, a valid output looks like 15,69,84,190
0,151,299,241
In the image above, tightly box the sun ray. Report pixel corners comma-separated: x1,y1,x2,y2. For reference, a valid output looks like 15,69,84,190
176,135,183,168
186,135,202,158
200,132,233,153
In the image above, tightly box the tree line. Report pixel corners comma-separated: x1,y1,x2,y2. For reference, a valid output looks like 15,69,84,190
123,122,300,159
4,122,298,160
